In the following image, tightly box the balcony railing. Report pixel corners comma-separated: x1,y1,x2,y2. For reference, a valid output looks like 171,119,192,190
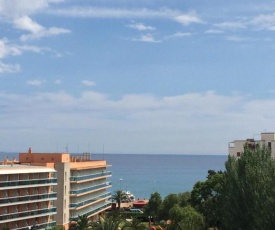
70,192,112,208
70,203,111,220
70,182,112,195
14,221,56,230
0,179,57,188
0,207,57,221
0,193,57,205
70,171,112,182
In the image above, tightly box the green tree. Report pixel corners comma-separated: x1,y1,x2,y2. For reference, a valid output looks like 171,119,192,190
169,204,185,225
92,216,121,230
112,190,128,210
177,206,204,230
69,215,92,230
144,192,162,222
190,170,225,229
223,143,275,230
178,191,191,207
122,217,147,230
158,194,179,221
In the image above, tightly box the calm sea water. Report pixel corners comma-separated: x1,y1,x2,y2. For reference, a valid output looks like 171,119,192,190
92,153,227,200
0,152,227,200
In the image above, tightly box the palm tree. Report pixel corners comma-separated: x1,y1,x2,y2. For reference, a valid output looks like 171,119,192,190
112,190,128,210
92,216,121,230
69,215,92,230
122,217,147,230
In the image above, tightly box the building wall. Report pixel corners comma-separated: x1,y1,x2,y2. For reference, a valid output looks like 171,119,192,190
0,165,57,230
18,150,112,230
19,150,70,164
69,165,112,221
229,132,275,157
55,162,70,228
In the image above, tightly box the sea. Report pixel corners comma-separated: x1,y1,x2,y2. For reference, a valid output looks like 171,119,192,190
0,152,227,200
92,153,228,200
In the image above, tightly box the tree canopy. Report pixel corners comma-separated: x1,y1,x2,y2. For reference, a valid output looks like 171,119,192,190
222,143,275,230
112,190,128,210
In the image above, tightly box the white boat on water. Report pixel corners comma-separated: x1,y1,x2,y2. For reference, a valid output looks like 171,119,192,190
123,191,135,202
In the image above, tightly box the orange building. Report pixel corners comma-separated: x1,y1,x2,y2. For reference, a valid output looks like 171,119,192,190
19,148,112,230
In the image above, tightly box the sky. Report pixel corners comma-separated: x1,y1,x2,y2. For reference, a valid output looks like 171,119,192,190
1,0,275,155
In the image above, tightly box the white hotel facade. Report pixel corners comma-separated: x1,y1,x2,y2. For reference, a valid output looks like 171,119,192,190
0,149,112,230
229,132,275,158
0,163,57,230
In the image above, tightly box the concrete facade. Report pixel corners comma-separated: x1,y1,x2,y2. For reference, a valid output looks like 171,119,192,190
19,148,112,230
0,163,57,230
229,132,275,158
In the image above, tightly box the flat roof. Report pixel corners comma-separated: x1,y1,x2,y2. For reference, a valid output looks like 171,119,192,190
0,164,56,174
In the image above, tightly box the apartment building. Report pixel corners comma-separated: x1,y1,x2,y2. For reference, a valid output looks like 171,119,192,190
228,132,275,158
19,149,112,230
0,161,57,230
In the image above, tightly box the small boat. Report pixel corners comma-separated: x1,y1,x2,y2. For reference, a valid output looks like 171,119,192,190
125,191,135,201
121,191,135,202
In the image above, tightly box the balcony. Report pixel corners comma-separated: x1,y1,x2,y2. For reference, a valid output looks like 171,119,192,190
0,207,57,222
70,182,112,195
70,192,112,209
70,171,112,182
70,203,111,220
0,179,57,188
14,221,56,230
0,193,57,206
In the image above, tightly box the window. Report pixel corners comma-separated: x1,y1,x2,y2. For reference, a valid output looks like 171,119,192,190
268,142,271,149
237,152,240,157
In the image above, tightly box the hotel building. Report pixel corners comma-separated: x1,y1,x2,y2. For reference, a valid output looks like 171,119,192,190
19,149,112,230
229,132,275,158
0,161,57,230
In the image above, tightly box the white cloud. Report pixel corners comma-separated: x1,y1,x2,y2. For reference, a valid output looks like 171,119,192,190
127,22,155,31
132,34,160,43
0,39,21,73
13,16,71,41
26,79,46,86
214,12,275,32
14,15,43,33
0,38,58,73
205,29,223,34
0,90,274,154
0,61,20,73
52,7,202,26
215,21,247,30
0,0,62,19
249,13,275,31
0,1,70,41
20,26,71,41
81,80,96,86
164,32,192,40
174,12,203,26
0,39,21,58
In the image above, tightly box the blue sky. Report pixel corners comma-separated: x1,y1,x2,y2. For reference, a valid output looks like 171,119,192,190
1,0,275,154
